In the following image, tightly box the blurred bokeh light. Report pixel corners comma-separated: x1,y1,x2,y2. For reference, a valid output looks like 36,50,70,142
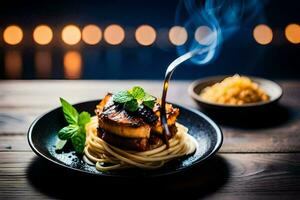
3,25,23,45
195,26,216,45
5,51,22,78
168,26,188,45
135,25,156,46
35,51,52,78
82,24,102,45
253,24,273,45
0,0,300,80
285,23,300,44
33,25,53,45
64,51,82,79
104,24,125,45
62,25,81,45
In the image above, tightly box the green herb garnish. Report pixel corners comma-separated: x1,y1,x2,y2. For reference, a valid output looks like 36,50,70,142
56,98,91,153
113,90,133,103
124,99,139,112
113,86,156,112
130,86,146,100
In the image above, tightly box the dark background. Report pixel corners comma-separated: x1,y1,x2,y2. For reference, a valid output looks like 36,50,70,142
0,0,299,80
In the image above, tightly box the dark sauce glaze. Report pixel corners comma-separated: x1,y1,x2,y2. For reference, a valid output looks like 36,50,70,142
101,94,158,127
101,96,144,127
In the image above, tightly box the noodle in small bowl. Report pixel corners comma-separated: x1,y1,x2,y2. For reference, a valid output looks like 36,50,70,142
27,100,223,178
188,75,283,118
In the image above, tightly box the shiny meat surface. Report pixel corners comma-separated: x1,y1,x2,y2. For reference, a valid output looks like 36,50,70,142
96,94,152,138
95,93,180,151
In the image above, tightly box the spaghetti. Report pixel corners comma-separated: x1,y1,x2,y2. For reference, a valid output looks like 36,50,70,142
83,116,198,171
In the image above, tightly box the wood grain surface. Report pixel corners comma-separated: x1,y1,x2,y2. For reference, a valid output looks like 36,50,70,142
0,80,300,199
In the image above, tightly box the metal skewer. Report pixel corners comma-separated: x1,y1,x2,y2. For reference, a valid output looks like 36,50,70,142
160,47,210,147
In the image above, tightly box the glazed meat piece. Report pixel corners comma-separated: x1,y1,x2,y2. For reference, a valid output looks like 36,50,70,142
96,93,151,138
95,93,180,151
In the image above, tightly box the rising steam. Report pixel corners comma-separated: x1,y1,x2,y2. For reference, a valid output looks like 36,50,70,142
175,0,265,64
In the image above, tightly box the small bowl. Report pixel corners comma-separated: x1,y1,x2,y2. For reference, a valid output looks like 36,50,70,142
188,75,283,119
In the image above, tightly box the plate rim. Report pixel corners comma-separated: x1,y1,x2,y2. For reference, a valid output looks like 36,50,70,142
27,100,223,178
188,75,283,108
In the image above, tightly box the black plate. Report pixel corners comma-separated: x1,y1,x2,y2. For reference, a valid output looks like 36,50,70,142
27,100,223,178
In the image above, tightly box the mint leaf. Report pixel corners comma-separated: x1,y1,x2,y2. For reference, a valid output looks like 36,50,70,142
71,130,86,154
78,111,91,127
60,98,78,124
56,139,67,150
130,86,145,100
58,124,80,140
143,100,156,109
143,93,156,102
124,99,139,112
113,91,133,103
113,87,156,112
57,98,91,153
143,93,156,109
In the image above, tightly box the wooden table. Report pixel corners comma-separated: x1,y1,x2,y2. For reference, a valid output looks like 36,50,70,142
1,80,300,199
